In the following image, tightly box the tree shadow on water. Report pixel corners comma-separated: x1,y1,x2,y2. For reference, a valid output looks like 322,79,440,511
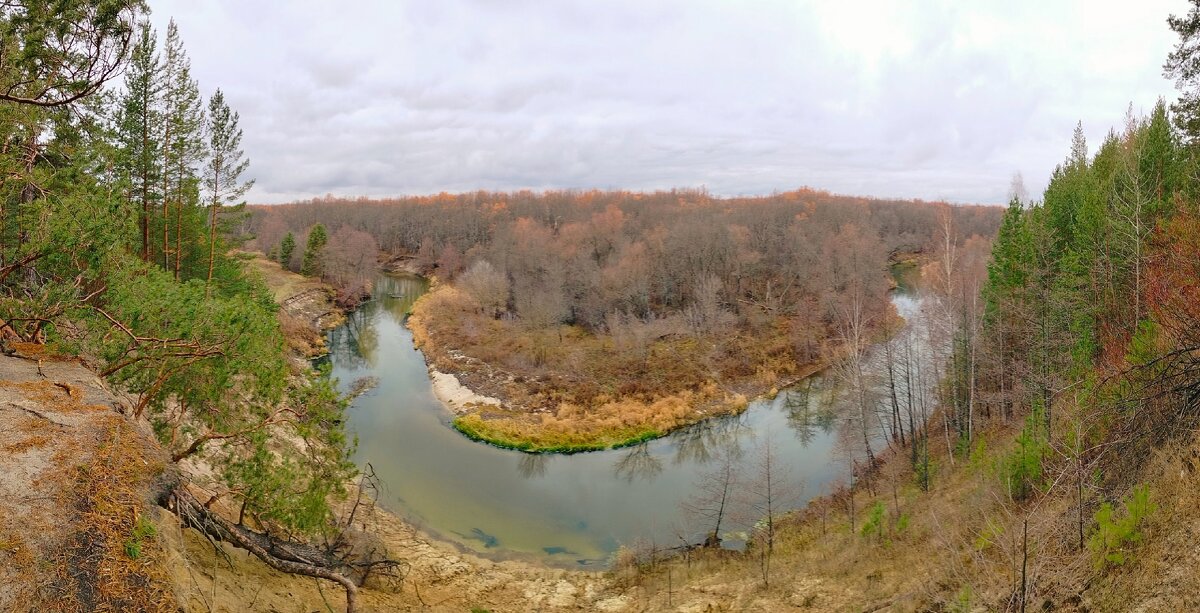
672,413,751,466
783,380,837,446
613,442,663,482
516,452,551,479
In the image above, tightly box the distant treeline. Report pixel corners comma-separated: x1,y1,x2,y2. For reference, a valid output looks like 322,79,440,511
250,189,1001,341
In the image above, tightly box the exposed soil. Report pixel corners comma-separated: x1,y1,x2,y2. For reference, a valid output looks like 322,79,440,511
428,367,503,414
381,254,424,276
0,352,173,611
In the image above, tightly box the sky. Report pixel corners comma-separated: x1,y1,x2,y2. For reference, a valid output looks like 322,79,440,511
148,0,1187,205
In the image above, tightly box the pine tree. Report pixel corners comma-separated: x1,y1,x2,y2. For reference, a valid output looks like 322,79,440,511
117,22,162,261
1165,1,1200,143
159,19,207,279
279,231,296,268
202,88,253,297
0,0,142,107
301,224,327,278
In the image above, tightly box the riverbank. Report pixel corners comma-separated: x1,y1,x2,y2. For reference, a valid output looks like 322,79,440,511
218,258,636,610
407,282,846,453
244,253,345,358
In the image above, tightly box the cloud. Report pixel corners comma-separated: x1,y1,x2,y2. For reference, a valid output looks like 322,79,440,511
147,0,1185,204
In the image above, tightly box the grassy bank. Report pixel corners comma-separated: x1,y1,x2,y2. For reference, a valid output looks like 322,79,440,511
451,413,663,453
448,391,757,453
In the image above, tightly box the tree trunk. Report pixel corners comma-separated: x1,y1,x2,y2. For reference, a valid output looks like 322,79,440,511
206,202,218,297
161,123,172,270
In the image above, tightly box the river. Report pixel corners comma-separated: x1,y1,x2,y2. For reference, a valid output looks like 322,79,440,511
322,266,929,568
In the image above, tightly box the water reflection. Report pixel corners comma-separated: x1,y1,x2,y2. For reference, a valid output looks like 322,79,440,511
375,274,427,320
672,413,751,465
326,314,372,370
783,382,837,446
612,443,663,482
331,270,932,567
516,453,551,479
327,275,429,369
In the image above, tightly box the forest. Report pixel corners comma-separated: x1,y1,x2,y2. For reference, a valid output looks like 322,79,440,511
249,190,1002,450
609,11,1200,608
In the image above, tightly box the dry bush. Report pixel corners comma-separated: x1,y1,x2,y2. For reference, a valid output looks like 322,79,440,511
278,310,324,357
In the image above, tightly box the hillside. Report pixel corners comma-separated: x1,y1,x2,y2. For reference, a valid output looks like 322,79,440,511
244,253,344,357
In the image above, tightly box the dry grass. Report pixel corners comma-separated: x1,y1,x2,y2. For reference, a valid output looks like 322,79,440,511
4,434,50,453
0,380,99,413
44,418,175,612
242,251,327,304
277,309,325,358
453,382,749,452
607,393,1200,612
8,341,79,362
1082,432,1200,610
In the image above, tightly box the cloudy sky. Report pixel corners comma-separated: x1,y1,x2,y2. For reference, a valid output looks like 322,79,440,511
148,0,1185,205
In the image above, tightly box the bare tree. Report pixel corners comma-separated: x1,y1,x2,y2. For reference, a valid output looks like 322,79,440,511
739,438,800,587
684,274,732,336
682,449,741,548
458,260,508,318
829,279,878,470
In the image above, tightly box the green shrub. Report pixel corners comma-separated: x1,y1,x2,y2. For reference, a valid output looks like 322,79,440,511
1000,408,1047,501
949,585,973,613
860,501,886,542
1088,484,1156,568
914,439,934,491
967,439,989,474
974,518,1004,551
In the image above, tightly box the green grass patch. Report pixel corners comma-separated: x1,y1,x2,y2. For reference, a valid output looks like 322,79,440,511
124,514,157,559
452,414,663,454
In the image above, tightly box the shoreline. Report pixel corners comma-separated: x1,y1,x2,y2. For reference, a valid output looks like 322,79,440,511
427,367,504,414
413,316,830,453
248,259,630,606
399,273,857,454
438,360,830,454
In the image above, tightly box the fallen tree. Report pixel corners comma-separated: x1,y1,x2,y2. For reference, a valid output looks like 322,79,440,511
162,466,403,613
169,486,361,611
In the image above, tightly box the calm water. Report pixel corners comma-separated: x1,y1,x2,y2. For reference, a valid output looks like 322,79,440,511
324,270,927,568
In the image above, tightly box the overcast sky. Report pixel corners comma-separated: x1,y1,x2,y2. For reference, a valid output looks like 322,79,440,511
147,1,1185,205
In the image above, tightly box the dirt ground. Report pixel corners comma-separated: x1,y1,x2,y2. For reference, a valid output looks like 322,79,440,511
0,351,173,611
